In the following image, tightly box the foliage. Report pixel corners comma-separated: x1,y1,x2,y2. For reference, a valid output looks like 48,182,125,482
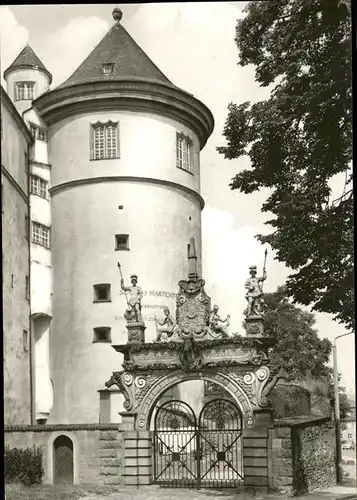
5,446,44,486
270,384,311,418
264,286,332,380
217,0,353,330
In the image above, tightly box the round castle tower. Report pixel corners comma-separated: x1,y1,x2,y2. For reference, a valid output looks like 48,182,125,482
34,9,214,424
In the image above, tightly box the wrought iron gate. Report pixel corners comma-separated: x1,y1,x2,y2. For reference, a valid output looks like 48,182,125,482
153,398,243,488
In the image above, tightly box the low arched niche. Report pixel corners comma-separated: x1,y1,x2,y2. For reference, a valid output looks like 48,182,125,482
136,370,254,431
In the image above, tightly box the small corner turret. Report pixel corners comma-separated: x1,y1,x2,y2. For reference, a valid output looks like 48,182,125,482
3,44,52,115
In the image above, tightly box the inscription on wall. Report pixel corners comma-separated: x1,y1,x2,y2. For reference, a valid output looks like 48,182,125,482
116,289,177,322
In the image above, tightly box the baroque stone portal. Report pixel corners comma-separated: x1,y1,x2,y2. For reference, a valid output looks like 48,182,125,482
107,239,279,430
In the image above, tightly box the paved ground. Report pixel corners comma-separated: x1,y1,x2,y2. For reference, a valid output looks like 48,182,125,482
83,484,357,500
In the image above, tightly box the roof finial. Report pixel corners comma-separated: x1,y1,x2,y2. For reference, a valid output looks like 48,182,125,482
112,5,123,24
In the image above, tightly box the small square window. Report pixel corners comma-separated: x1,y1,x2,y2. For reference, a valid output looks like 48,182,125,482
93,284,111,302
23,330,28,351
102,63,114,75
115,234,129,251
93,327,111,343
348,433,352,439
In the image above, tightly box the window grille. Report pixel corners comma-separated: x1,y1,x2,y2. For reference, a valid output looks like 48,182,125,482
176,133,193,173
32,222,51,248
15,82,35,101
31,175,47,198
91,121,119,160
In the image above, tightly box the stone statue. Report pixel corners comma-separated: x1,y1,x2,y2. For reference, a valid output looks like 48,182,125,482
154,307,177,342
121,273,143,322
209,305,230,338
179,338,203,371
245,264,267,317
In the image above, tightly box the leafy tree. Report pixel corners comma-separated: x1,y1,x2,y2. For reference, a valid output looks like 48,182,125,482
264,286,332,379
218,0,353,330
265,286,351,419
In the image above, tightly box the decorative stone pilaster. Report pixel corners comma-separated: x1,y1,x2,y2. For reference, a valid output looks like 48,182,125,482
126,322,146,343
244,315,265,336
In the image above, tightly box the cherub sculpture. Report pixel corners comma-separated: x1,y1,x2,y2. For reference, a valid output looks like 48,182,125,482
154,307,177,342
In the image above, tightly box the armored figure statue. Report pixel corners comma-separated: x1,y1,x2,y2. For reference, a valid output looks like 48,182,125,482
154,307,177,342
121,273,143,322
245,265,267,317
209,305,230,338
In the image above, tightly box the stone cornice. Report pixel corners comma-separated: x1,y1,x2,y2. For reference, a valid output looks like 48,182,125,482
274,415,331,428
49,175,205,210
33,80,214,149
113,336,275,354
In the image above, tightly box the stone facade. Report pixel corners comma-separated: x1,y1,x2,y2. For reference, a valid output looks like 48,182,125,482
4,424,124,485
2,88,33,425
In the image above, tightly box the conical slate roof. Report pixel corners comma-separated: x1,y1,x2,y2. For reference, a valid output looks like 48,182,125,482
4,45,52,84
58,20,173,89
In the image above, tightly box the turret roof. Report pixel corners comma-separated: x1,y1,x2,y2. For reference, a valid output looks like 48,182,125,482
57,20,173,90
4,45,52,84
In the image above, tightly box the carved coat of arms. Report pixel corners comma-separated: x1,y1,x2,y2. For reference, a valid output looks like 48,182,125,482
176,278,211,337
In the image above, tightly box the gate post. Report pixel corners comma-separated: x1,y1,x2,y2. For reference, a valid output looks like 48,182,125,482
121,412,153,486
243,409,273,491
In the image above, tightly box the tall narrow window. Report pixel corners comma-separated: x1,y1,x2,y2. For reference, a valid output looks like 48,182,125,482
15,82,35,101
23,330,28,351
25,215,29,240
25,276,30,300
31,175,48,198
91,121,119,160
32,222,51,248
176,133,193,173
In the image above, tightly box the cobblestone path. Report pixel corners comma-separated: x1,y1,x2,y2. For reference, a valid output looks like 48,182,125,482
84,485,276,500
84,484,357,500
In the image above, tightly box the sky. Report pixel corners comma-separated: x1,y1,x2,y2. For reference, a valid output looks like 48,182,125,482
0,3,354,394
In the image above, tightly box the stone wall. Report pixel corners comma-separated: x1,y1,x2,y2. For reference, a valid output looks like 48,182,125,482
293,419,335,494
5,424,124,485
270,416,335,496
